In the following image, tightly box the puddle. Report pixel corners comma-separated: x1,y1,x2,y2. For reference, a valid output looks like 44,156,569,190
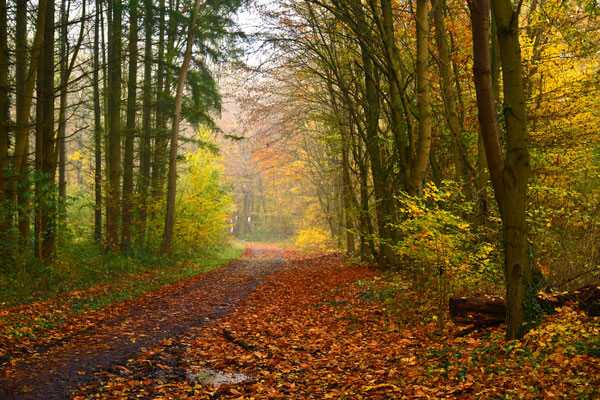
187,367,252,386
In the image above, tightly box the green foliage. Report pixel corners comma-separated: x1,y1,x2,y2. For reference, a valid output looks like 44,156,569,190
390,181,503,294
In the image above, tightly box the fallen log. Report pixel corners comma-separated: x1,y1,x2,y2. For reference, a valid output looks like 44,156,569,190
449,285,600,327
222,327,255,351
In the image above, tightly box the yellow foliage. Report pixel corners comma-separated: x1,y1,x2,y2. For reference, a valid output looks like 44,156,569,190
294,227,336,253
174,130,233,254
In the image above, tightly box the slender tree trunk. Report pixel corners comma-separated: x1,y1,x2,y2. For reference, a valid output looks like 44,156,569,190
94,0,103,243
55,0,84,237
13,0,47,174
137,0,153,242
151,0,167,209
57,0,68,211
360,40,395,268
121,0,138,251
468,0,504,212
39,0,56,261
341,129,355,253
161,0,203,255
106,0,122,252
380,0,409,177
476,132,490,223
491,0,533,340
16,0,30,252
0,0,9,258
357,148,376,260
433,0,473,182
407,0,432,195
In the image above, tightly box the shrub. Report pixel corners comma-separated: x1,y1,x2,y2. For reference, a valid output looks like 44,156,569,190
390,181,503,295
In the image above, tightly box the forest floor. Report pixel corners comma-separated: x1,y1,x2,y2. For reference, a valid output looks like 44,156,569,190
0,243,599,399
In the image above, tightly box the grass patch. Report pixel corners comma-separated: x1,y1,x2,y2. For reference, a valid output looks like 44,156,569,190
0,241,245,340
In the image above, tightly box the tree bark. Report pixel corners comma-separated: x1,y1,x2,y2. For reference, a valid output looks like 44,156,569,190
433,0,473,182
491,0,533,340
94,0,103,243
468,0,504,212
161,0,203,255
0,0,9,258
380,0,409,178
39,0,56,261
151,0,167,209
13,0,48,174
122,0,138,252
106,0,122,252
57,0,68,207
15,0,30,252
137,0,153,243
407,0,432,195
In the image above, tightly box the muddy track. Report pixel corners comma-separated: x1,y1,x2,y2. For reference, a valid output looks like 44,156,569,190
0,244,287,400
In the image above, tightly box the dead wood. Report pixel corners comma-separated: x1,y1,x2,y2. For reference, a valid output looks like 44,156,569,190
449,285,600,328
222,327,255,351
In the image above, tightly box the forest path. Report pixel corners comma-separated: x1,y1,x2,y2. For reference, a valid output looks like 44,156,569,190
0,243,291,400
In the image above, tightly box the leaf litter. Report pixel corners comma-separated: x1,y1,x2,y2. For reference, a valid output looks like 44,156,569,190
1,243,599,399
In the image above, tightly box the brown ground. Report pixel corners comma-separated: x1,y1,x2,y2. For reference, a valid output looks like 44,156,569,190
0,243,293,400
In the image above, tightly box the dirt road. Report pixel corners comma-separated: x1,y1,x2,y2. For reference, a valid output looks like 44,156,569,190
0,244,289,400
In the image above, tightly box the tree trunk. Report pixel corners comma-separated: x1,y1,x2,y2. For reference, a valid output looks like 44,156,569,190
0,0,9,259
433,0,473,182
13,0,47,174
15,0,30,253
161,0,203,255
137,0,153,243
491,0,533,340
407,0,432,195
57,0,68,212
94,0,103,243
122,0,138,252
39,0,56,261
360,40,395,268
468,0,504,212
106,0,122,252
341,131,355,253
380,0,409,178
151,0,167,210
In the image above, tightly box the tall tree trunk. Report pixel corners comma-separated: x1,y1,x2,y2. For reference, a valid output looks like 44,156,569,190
151,0,167,210
491,0,533,340
407,0,432,195
121,0,138,252
137,0,153,242
161,0,203,255
433,0,473,182
380,0,409,179
468,0,504,212
341,129,355,253
0,0,9,259
94,0,103,243
106,0,122,252
39,0,56,261
360,41,394,268
57,0,68,213
15,0,30,252
13,0,47,175
55,0,85,238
